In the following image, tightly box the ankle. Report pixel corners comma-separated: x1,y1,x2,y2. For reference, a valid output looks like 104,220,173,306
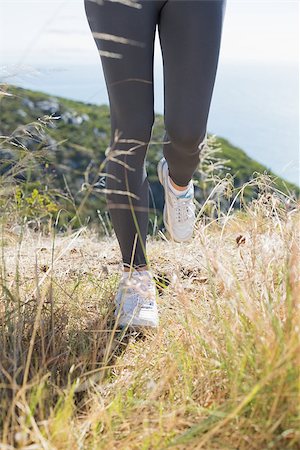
123,265,149,272
168,175,191,195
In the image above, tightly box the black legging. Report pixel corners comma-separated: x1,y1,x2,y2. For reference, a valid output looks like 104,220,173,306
84,0,226,269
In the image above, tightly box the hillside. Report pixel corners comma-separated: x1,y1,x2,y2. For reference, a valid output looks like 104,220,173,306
0,82,299,448
0,197,299,448
1,83,299,232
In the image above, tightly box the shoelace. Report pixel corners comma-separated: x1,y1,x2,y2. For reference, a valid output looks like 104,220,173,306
174,196,195,223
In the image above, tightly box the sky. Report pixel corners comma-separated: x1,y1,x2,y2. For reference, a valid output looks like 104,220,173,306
0,0,298,71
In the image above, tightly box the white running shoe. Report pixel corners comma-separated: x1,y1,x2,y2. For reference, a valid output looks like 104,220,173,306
157,157,196,242
114,270,159,329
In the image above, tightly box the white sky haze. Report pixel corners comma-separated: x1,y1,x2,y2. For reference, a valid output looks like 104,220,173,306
0,0,298,68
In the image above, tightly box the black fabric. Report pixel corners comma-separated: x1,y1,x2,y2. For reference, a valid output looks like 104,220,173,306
84,0,226,268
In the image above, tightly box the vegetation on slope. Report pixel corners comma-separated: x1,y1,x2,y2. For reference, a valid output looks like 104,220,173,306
1,84,298,233
0,82,299,449
0,190,299,449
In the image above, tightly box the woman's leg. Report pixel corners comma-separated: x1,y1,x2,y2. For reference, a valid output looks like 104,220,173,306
84,0,161,270
158,0,227,187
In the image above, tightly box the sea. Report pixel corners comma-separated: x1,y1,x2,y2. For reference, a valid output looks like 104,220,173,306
1,60,299,186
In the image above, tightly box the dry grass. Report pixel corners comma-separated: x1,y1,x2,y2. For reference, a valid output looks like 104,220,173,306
1,190,299,449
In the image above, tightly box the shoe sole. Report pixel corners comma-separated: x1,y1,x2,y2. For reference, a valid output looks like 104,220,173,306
114,312,159,329
157,157,193,243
